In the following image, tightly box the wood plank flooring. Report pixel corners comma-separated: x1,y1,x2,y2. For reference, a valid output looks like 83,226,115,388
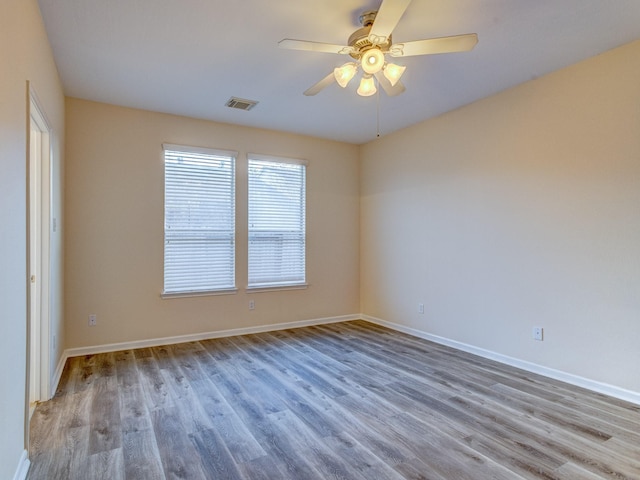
27,321,640,479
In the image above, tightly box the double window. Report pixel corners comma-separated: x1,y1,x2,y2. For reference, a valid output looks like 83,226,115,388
163,145,306,296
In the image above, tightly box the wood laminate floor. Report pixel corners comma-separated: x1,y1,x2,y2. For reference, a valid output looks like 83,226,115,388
27,321,640,479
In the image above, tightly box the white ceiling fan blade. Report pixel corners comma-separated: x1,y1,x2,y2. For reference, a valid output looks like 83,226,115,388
304,72,336,96
374,71,405,97
389,33,478,57
368,0,412,45
279,39,354,55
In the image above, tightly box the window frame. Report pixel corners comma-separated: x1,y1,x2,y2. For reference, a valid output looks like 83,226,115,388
246,153,308,292
162,143,238,298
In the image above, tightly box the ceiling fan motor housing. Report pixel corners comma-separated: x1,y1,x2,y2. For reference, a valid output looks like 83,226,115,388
348,27,392,59
348,10,392,60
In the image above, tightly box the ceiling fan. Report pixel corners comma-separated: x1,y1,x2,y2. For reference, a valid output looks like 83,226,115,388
278,0,478,97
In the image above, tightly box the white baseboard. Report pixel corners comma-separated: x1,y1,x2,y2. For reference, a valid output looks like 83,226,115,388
62,314,360,359
362,314,640,407
13,450,30,480
50,350,68,398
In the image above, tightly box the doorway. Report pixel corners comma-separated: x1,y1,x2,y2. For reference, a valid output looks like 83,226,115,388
28,89,52,414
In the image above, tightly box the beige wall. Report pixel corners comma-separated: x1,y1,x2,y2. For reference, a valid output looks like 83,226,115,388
65,99,360,348
0,0,65,477
361,40,640,393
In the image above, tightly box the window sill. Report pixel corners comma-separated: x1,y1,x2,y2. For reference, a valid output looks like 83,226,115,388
161,288,238,299
245,283,308,294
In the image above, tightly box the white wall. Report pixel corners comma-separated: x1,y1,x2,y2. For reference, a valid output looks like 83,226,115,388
64,99,360,349
0,0,65,477
361,40,640,394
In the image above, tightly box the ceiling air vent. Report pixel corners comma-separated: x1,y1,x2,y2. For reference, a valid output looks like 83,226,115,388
225,97,258,111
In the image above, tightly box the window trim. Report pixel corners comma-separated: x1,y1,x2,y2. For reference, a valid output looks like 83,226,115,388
245,284,308,294
163,143,238,159
160,287,238,300
247,153,308,167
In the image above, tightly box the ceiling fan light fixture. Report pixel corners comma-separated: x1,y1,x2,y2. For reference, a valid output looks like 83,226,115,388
334,62,358,88
280,0,479,98
383,62,406,86
357,74,377,97
361,48,385,74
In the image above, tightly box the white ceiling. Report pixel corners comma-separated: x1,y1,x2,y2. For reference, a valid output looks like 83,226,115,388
38,0,640,144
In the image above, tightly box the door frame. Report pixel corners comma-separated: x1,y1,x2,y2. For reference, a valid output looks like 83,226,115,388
27,85,52,413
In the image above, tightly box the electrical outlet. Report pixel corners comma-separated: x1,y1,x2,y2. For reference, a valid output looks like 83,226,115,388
532,327,543,341
88,314,97,326
418,303,425,314
249,300,255,310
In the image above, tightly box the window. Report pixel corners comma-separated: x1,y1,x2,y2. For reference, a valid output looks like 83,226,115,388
163,144,236,295
248,155,306,289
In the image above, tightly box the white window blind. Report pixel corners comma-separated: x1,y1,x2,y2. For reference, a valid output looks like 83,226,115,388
163,144,236,294
248,155,306,288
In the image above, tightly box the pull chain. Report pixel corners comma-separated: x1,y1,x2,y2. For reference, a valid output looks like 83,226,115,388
376,80,381,138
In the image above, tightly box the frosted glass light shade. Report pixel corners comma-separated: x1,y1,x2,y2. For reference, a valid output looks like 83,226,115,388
333,63,358,88
357,75,377,96
361,48,384,74
383,63,406,86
